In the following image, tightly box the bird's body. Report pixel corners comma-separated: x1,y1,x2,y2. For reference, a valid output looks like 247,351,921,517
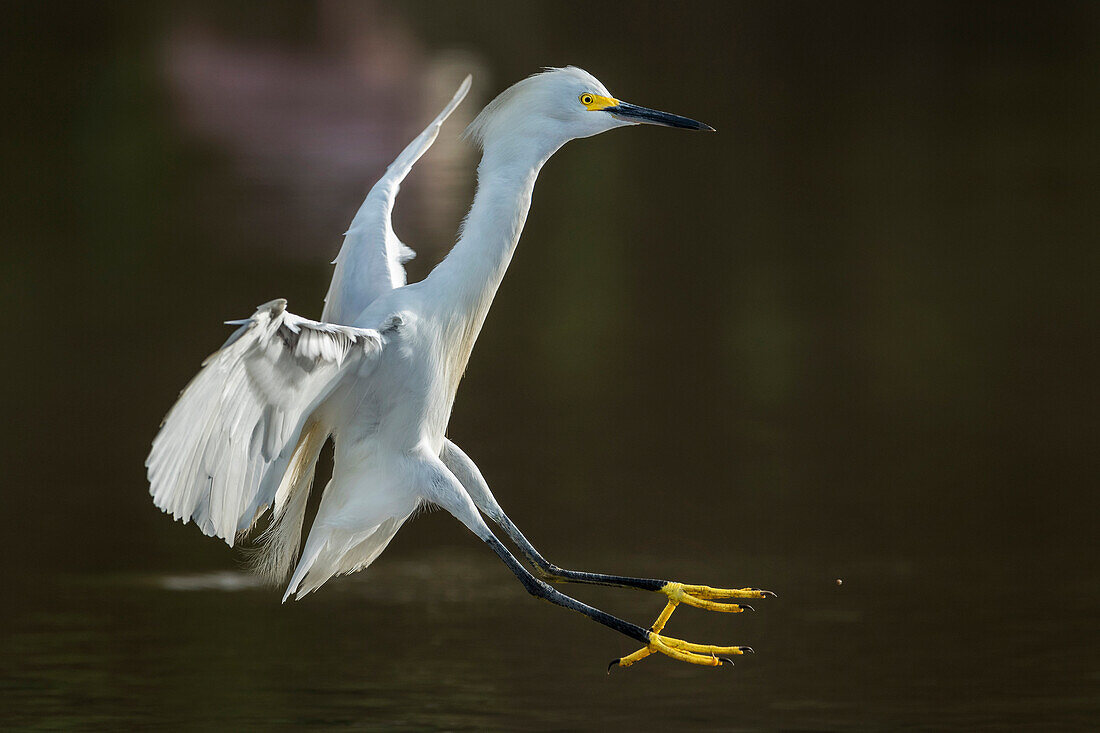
286,82,548,597
149,67,771,668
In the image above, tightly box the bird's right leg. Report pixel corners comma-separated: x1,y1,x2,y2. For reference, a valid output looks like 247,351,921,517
440,440,772,641
421,451,750,668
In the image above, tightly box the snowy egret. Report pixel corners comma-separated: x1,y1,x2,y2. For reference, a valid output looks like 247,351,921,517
147,67,772,670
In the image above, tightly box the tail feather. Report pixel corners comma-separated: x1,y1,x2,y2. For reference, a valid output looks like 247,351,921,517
283,514,410,602
244,421,327,584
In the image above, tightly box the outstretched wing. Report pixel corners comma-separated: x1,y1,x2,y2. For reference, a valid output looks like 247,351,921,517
146,299,383,544
322,75,472,325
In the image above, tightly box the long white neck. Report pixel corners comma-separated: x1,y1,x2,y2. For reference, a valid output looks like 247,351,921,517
425,141,555,329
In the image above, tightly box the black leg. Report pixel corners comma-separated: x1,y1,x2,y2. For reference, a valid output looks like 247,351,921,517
430,448,759,668
493,512,773,603
442,439,670,592
484,535,650,643
483,534,751,667
495,513,668,591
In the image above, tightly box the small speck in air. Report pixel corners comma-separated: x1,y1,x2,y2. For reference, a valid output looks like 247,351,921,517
835,578,843,586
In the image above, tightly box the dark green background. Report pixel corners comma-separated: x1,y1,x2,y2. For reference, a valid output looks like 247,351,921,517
3,2,1097,730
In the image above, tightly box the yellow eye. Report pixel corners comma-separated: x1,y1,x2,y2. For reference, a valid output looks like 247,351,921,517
580,93,618,111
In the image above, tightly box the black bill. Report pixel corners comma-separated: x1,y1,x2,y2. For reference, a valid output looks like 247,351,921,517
605,101,715,131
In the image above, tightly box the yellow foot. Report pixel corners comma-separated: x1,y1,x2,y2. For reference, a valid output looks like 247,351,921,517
661,581,776,612
610,632,754,670
607,581,774,672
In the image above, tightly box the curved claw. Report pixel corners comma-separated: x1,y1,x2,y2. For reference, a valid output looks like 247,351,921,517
655,635,748,656
664,582,777,604
612,635,754,670
612,580,770,671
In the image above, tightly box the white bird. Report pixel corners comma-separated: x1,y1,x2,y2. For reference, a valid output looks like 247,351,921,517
147,67,772,670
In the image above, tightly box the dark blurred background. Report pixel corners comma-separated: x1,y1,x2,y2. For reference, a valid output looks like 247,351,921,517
2,2,1097,730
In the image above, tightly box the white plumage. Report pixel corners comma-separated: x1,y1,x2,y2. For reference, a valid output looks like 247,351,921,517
321,76,471,326
147,75,486,596
147,299,382,544
147,67,761,670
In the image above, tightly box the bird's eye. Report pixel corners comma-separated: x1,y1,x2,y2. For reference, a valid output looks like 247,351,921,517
580,94,594,106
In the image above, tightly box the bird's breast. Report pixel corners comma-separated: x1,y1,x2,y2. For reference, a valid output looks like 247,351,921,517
335,312,472,455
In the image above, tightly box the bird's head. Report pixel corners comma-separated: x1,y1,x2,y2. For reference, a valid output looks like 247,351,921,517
464,66,713,159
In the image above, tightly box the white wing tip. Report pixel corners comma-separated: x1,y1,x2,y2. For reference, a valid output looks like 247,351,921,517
437,74,472,122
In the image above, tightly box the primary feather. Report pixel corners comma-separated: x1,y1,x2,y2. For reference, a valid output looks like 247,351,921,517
146,299,383,545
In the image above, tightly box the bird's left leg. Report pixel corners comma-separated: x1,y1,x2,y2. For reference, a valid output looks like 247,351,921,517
421,451,751,668
440,440,772,646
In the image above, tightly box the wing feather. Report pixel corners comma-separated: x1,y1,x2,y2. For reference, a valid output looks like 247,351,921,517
146,299,383,544
321,76,471,325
